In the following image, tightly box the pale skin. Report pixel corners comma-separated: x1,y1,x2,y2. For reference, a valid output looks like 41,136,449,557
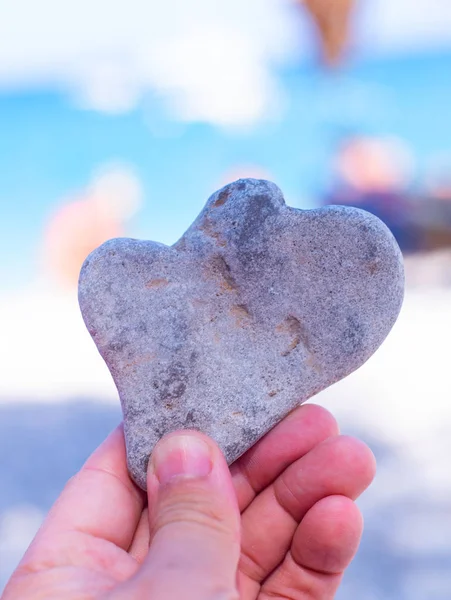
2,403,376,600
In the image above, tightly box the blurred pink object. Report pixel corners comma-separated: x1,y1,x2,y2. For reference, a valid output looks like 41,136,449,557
43,166,142,288
334,137,412,194
324,136,419,252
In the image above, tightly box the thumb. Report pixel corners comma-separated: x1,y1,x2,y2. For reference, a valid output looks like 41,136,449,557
135,431,241,599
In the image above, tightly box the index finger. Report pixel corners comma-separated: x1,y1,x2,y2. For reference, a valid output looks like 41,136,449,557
230,404,339,511
35,424,146,551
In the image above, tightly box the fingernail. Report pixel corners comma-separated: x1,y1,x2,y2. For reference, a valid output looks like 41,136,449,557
151,435,213,484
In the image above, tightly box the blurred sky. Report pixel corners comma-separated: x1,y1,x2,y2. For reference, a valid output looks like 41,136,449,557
1,0,451,289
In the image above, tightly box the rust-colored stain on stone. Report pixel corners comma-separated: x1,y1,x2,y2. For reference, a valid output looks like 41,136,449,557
123,352,156,370
219,279,235,293
276,315,304,356
305,353,322,374
368,259,381,275
199,217,227,247
230,304,251,327
208,254,238,293
213,188,231,207
146,278,169,289
191,298,209,309
277,316,322,372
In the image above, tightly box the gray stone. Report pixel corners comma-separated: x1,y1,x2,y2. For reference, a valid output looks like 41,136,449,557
78,179,404,489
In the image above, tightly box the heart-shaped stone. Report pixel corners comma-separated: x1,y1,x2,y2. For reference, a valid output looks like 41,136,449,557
79,179,404,489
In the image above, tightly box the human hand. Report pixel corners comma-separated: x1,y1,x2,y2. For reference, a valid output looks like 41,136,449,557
2,404,375,599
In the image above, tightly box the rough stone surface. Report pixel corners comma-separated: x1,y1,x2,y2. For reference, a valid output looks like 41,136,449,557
79,178,404,489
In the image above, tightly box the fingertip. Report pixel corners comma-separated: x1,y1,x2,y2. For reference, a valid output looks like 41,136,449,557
320,434,377,498
338,435,377,491
37,422,145,552
146,430,237,504
292,495,363,575
231,403,341,509
295,403,340,437
83,423,125,468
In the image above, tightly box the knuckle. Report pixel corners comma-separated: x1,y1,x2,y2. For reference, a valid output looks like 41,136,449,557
239,547,267,583
151,480,233,537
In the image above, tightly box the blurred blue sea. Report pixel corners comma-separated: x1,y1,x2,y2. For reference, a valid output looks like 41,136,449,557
1,49,451,288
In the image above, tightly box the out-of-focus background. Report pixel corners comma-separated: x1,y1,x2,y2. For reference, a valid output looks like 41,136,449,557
1,1,450,597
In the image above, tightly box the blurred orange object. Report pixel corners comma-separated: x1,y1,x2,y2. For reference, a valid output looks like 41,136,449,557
301,0,355,64
43,167,142,289
44,198,123,289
